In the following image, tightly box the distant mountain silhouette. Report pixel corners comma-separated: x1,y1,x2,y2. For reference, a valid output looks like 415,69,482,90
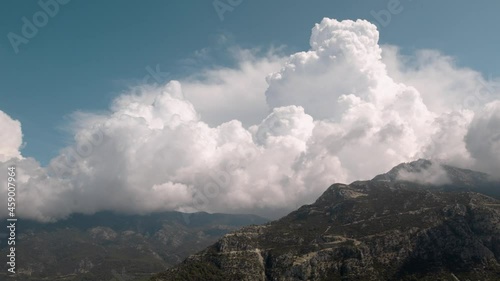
0,211,268,280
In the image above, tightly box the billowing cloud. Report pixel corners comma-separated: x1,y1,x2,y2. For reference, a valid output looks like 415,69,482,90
0,110,23,162
181,48,285,127
1,18,499,221
382,46,500,114
465,101,500,176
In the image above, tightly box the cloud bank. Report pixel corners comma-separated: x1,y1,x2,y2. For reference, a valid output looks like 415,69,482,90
0,111,22,162
1,18,499,221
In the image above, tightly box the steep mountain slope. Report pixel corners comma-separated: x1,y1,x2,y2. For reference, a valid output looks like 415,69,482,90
152,161,500,281
0,211,268,281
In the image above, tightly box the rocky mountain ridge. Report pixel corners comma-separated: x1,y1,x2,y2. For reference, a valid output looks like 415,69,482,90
0,211,268,281
152,160,500,281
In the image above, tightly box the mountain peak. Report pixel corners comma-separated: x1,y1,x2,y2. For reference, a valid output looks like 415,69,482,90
153,161,500,281
372,159,492,187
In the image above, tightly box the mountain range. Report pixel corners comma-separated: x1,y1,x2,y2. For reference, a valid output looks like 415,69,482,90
0,211,268,280
152,159,500,281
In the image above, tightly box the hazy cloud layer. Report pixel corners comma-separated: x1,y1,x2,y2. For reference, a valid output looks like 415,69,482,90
1,18,499,221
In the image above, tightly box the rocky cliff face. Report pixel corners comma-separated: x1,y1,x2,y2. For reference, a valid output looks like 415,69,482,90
152,161,500,281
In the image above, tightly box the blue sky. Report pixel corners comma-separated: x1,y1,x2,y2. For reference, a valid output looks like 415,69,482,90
1,0,500,165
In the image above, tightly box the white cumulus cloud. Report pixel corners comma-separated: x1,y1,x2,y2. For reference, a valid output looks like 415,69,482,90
1,18,499,221
0,110,23,162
